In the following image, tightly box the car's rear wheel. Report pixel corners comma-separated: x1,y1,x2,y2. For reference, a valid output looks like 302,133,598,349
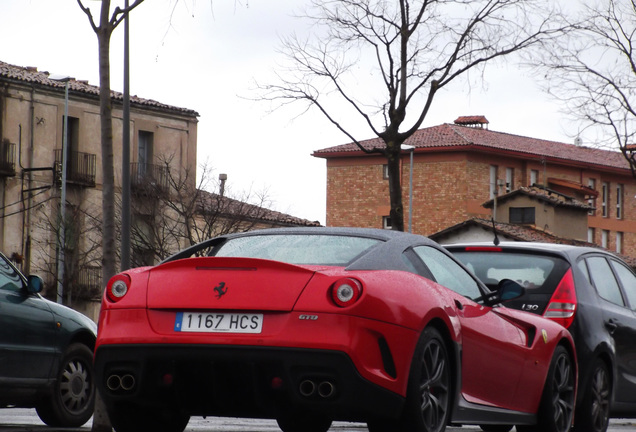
367,418,393,432
518,345,575,432
109,404,190,432
400,326,451,432
276,411,332,432
573,359,611,432
36,343,95,427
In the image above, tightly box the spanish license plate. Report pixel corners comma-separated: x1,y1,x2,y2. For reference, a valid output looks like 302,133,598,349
174,312,263,333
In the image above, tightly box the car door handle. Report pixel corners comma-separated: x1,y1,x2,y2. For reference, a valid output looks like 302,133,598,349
605,318,619,334
454,299,464,311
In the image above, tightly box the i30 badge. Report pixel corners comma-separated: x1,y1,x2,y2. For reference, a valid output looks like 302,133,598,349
214,282,228,299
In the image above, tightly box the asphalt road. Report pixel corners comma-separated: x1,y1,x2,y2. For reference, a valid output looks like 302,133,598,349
0,409,634,432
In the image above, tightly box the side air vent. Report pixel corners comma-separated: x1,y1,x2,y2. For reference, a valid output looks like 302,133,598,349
378,337,397,379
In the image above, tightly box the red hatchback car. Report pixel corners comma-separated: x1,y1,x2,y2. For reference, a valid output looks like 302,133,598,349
94,228,576,432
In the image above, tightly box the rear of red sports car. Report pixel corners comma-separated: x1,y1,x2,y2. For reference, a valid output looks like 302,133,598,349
94,253,452,431
94,228,576,432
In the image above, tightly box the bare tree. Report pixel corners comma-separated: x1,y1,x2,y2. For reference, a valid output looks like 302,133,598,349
128,157,278,265
260,0,566,231
533,0,636,175
76,0,145,295
75,3,146,430
32,197,103,304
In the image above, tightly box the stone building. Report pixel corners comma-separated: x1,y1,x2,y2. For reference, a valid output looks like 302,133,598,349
0,60,198,310
1,60,319,318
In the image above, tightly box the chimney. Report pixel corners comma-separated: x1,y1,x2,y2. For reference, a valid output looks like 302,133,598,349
454,115,489,129
219,173,227,197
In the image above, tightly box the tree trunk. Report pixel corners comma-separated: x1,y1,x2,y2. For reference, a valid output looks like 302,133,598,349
386,142,405,231
97,8,117,287
92,4,116,431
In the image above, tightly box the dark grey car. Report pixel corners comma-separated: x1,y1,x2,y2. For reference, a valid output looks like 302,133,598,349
446,242,636,432
0,252,97,427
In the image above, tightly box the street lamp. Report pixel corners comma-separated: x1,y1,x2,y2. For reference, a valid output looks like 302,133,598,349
50,74,71,304
121,0,132,271
401,144,415,233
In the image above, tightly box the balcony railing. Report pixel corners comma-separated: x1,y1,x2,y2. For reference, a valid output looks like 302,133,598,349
74,266,103,300
54,149,97,187
131,163,169,194
0,140,16,177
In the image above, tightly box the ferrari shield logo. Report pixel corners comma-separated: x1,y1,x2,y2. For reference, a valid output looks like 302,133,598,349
541,329,548,344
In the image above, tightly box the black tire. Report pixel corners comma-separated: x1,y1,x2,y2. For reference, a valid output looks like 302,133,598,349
35,343,95,427
276,411,332,432
573,359,611,432
400,326,451,432
519,345,575,432
479,426,513,432
367,418,394,432
109,403,190,432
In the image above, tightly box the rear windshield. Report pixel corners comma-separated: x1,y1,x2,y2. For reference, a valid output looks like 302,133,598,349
452,250,568,292
211,234,382,266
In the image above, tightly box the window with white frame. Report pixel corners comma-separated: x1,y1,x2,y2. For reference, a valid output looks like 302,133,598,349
505,168,514,193
616,232,623,254
616,184,623,219
588,178,596,216
382,164,389,180
602,182,609,217
602,230,609,248
489,165,498,199
587,228,595,243
530,170,538,186
382,216,392,230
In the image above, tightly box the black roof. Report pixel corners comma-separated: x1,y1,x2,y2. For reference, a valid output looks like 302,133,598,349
165,226,442,272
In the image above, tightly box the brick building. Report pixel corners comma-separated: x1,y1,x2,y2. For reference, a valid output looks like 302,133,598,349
312,116,636,258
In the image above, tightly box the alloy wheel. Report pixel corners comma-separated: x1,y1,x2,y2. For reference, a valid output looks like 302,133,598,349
417,336,450,432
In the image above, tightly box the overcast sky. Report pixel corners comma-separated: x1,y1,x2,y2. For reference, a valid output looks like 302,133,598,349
0,0,576,224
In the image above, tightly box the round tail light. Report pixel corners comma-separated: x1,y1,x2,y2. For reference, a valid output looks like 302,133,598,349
107,274,131,302
331,278,362,307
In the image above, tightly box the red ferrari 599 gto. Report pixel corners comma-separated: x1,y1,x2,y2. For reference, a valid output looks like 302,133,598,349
94,227,576,432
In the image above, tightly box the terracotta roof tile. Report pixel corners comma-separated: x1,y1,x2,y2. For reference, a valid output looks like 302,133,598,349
482,186,593,210
313,123,630,171
197,190,322,227
0,60,199,117
431,217,636,268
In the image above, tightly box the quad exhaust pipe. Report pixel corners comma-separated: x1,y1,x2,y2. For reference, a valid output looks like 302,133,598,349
106,373,136,392
299,379,336,399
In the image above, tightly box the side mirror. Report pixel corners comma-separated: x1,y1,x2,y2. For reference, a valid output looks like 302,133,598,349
497,279,525,301
27,275,44,294
484,279,525,305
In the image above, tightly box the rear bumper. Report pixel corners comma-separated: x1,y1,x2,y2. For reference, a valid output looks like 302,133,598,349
94,344,405,422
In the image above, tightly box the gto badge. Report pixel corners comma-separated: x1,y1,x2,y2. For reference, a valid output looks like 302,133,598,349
299,314,318,321
541,329,548,344
214,282,228,299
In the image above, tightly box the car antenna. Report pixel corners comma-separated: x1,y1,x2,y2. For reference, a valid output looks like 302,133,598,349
490,217,500,246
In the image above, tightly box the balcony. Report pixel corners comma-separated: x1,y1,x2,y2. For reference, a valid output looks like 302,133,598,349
131,163,169,195
54,149,97,187
73,266,103,300
0,140,16,177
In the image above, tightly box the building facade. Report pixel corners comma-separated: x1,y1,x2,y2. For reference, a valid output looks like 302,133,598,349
2,60,321,318
0,60,199,310
313,116,636,259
